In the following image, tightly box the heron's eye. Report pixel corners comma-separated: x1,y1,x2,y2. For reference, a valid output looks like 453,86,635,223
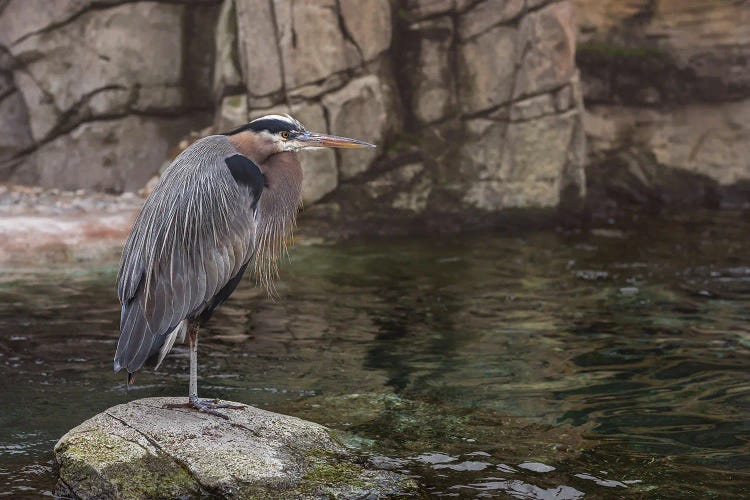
280,131,290,139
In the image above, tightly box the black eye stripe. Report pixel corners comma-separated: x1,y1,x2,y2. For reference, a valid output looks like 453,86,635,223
221,117,306,136
249,119,297,134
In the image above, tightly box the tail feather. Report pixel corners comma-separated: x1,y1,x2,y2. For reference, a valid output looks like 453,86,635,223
114,300,157,375
155,321,187,370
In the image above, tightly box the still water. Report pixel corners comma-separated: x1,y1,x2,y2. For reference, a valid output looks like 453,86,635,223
1,211,750,498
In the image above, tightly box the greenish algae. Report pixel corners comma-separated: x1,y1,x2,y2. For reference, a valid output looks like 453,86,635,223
304,458,367,489
55,431,201,499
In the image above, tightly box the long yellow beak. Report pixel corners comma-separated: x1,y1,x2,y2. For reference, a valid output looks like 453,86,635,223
297,131,375,149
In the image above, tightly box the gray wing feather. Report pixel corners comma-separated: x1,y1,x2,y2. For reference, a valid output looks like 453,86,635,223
114,136,260,374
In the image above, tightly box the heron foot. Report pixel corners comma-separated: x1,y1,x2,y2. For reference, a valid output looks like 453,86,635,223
188,397,245,420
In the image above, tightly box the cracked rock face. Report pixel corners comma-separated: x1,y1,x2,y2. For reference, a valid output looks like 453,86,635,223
6,0,748,224
575,0,750,211
0,0,588,227
54,397,419,499
217,0,585,221
0,0,218,191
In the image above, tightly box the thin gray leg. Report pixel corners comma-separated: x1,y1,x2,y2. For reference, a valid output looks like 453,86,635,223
185,322,244,420
188,325,198,401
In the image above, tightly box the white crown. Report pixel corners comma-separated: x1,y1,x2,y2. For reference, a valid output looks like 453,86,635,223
250,114,304,130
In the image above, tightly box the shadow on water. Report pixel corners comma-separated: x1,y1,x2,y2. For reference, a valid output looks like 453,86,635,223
2,210,750,497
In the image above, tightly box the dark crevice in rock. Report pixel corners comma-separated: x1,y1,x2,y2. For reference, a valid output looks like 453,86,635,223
509,105,577,124
248,88,285,104
10,0,222,47
4,108,209,168
105,412,166,455
15,67,62,115
577,21,750,105
287,66,362,101
403,0,482,24
45,84,129,141
558,118,586,224
446,13,461,122
525,0,562,10
0,49,35,168
585,149,730,218
0,86,14,104
391,0,421,135
0,157,26,181
456,1,534,44
268,0,289,106
20,80,211,153
458,20,515,44
183,3,222,107
507,4,532,104
104,410,215,496
460,82,568,121
11,1,133,47
622,0,657,28
54,473,79,500
340,150,423,187
212,0,244,102
334,0,364,63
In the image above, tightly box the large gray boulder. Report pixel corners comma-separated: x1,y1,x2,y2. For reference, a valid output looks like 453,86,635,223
54,397,418,499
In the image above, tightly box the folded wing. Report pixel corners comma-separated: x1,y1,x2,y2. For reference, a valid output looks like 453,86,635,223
114,142,262,375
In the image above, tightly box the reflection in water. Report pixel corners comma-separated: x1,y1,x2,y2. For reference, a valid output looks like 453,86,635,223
2,211,750,497
452,479,585,499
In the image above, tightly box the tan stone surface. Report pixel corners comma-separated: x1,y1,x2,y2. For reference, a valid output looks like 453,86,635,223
0,0,590,223
576,0,750,202
323,76,387,179
586,100,750,186
54,397,417,499
458,25,517,114
235,0,283,98
340,0,392,62
274,0,360,89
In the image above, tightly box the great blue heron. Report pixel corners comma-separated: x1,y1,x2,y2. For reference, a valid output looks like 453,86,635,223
113,114,374,417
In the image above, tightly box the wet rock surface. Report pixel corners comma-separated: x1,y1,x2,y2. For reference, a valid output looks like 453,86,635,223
54,397,418,499
574,0,750,212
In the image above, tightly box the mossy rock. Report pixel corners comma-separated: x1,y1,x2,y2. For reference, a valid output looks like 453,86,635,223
54,397,419,499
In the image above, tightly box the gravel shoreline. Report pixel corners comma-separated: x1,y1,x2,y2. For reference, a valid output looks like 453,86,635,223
0,184,145,216
0,184,145,266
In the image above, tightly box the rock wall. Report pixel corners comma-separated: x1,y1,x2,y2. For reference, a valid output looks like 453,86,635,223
0,0,586,231
574,0,750,212
0,0,221,192
3,0,750,228
214,0,586,231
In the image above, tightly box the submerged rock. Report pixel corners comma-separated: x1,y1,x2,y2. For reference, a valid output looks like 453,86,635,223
54,397,418,499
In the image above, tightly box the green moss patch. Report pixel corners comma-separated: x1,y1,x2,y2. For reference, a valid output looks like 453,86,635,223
57,431,201,499
304,459,367,489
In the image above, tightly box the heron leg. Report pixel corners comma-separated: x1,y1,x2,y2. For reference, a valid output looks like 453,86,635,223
188,322,199,401
186,322,244,420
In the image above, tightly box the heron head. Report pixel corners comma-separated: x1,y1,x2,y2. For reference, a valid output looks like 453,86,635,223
223,114,374,163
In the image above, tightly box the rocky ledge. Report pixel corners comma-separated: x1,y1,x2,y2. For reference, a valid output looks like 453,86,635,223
0,184,143,265
54,397,418,499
